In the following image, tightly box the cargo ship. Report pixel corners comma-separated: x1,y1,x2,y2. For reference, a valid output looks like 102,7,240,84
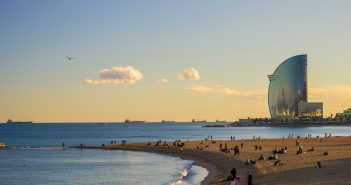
97,122,109,125
192,119,207,123
124,119,146,123
6,119,32,124
161,120,175,123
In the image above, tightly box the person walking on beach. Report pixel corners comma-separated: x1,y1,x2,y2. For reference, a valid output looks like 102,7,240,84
234,146,240,156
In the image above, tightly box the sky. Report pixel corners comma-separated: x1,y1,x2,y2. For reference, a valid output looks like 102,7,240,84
0,0,351,122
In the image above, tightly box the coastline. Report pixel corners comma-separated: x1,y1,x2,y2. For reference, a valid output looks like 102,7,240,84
204,122,351,127
78,145,240,185
76,136,351,185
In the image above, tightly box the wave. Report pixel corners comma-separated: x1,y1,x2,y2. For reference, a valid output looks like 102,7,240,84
168,162,193,185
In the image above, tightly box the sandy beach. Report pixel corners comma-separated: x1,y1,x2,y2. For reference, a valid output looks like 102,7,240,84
79,136,351,185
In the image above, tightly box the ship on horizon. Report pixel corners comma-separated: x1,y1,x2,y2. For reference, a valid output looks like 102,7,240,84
97,122,109,125
192,119,207,123
161,120,175,123
124,119,146,124
6,119,32,124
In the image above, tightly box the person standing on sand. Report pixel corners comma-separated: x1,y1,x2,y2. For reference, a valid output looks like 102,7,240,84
248,171,253,185
231,168,237,179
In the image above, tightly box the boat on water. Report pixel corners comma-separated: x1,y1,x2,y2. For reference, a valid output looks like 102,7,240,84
161,120,175,123
192,119,207,123
124,119,146,123
6,119,32,124
97,122,109,125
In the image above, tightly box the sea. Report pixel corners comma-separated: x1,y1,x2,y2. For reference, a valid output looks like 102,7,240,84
1,122,351,185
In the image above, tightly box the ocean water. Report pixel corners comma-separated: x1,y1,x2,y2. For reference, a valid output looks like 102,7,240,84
0,148,208,185
1,123,351,147
1,123,351,185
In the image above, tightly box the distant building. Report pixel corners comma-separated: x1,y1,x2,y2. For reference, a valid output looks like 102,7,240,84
268,54,323,119
238,119,254,124
336,108,351,120
298,102,323,118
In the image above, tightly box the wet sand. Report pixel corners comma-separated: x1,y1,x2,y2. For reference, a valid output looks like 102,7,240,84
78,136,351,185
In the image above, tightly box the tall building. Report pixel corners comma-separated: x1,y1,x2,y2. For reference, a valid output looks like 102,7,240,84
268,54,308,118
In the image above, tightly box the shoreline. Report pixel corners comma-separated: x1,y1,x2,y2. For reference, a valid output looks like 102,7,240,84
76,136,351,185
77,145,241,185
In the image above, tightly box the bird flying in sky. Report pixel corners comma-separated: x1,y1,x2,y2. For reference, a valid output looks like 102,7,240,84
66,56,75,61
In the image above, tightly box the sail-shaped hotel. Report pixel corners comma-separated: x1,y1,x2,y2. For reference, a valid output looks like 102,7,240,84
268,55,323,119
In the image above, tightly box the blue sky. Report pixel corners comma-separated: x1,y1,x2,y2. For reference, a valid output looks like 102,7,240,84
1,1,351,122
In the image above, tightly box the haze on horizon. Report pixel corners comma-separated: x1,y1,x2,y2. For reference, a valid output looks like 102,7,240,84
1,1,351,123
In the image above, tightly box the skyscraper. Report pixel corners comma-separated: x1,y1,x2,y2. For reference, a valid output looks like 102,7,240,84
268,55,308,118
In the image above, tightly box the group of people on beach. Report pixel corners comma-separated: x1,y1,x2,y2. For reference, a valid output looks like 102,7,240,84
227,168,253,185
225,133,337,184
218,142,245,156
219,143,228,152
110,140,117,144
272,146,288,155
252,135,261,140
254,145,263,151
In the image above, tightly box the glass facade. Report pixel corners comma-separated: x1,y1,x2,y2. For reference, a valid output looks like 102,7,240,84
298,102,323,118
268,55,307,118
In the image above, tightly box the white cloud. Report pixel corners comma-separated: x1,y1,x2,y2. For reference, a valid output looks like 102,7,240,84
156,78,168,84
177,67,201,81
187,84,212,93
85,66,143,85
187,84,267,98
216,87,267,97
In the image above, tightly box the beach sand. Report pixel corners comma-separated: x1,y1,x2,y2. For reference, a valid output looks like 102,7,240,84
79,136,351,185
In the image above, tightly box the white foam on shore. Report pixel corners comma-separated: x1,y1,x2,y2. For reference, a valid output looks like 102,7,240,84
168,162,209,185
